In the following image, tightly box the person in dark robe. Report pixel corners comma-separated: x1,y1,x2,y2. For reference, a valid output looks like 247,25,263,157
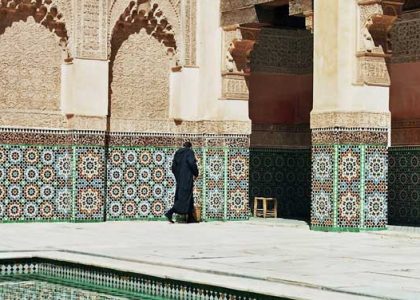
165,141,199,223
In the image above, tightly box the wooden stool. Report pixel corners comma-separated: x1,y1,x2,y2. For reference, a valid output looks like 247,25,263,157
254,197,278,218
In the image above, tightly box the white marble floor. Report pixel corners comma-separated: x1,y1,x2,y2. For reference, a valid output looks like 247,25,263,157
1,219,420,300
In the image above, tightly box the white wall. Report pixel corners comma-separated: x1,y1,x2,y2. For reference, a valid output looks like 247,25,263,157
312,0,389,114
170,0,250,122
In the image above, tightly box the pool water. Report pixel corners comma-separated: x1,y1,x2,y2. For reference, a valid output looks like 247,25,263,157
0,277,160,300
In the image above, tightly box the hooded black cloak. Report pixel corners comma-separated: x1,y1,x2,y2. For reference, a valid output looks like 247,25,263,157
171,147,199,214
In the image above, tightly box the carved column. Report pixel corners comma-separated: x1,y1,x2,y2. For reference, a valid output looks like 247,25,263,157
310,0,394,232
221,25,261,101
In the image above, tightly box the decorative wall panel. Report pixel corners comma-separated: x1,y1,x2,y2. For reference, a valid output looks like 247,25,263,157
311,129,388,231
106,147,177,220
183,0,197,66
0,128,250,223
251,28,313,75
0,145,72,222
73,147,106,222
227,148,249,220
111,30,171,121
389,147,420,226
74,0,107,59
0,19,62,113
249,148,311,220
391,11,420,64
203,148,227,220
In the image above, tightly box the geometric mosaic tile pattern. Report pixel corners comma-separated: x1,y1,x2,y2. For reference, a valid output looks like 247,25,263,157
106,147,177,220
0,280,124,299
0,145,72,222
0,258,273,300
311,144,388,231
227,148,250,220
249,148,311,220
389,147,420,226
106,147,250,222
203,148,227,220
73,147,106,222
311,146,334,227
364,146,388,228
0,141,250,223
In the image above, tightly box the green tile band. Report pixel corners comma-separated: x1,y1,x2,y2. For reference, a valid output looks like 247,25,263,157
333,144,339,228
360,145,366,229
202,148,207,221
223,147,228,221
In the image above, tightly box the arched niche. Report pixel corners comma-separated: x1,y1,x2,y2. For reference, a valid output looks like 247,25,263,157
108,1,177,130
0,1,71,127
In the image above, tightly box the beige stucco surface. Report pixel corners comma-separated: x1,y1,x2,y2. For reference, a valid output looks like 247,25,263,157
312,0,390,128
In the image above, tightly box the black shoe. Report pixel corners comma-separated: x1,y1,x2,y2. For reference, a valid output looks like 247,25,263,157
165,213,175,224
187,215,198,224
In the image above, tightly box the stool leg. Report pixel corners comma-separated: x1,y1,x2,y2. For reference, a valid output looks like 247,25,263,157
274,200,278,218
263,199,267,218
253,198,257,217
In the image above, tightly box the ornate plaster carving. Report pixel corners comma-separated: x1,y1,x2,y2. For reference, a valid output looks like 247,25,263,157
0,110,67,129
110,119,252,135
355,0,404,86
222,73,249,100
108,0,181,61
0,19,63,125
0,0,71,61
73,0,107,59
182,0,196,66
52,0,73,50
109,1,177,64
310,111,391,129
109,2,177,124
66,115,108,131
110,30,171,121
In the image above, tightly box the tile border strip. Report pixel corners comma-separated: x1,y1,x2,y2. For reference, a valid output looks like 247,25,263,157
0,258,286,300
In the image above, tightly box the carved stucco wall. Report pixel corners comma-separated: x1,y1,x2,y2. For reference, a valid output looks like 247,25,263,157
111,30,170,121
0,18,62,113
53,0,73,46
108,0,181,56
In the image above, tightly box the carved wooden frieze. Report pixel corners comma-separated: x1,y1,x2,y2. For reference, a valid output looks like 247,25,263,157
391,11,420,64
229,26,261,74
251,28,313,74
355,0,403,86
221,25,261,100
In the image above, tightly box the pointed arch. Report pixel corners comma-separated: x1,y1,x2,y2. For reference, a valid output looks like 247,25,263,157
108,0,180,59
0,0,71,60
